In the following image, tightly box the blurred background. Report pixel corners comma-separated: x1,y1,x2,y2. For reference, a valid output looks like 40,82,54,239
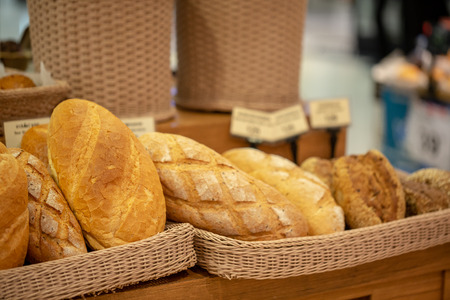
1,0,449,171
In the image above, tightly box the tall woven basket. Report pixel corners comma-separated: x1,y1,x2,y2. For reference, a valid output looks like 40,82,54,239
175,0,308,112
27,0,175,121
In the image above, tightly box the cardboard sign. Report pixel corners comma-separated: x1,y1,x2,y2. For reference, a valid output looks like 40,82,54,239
230,105,309,143
309,98,351,129
121,116,155,137
4,117,50,148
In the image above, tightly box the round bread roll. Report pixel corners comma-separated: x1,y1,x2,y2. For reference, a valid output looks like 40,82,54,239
47,99,166,250
0,74,36,89
0,142,29,270
10,148,87,263
300,156,334,189
21,124,49,166
332,149,406,229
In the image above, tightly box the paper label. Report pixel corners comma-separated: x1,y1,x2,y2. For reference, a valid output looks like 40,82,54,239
230,105,309,143
121,116,155,137
4,117,50,148
309,98,351,129
405,98,450,170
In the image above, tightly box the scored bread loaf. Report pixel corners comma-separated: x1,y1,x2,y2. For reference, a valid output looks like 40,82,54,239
332,149,405,229
10,148,87,263
0,142,29,270
139,132,309,241
47,99,166,250
21,124,49,166
223,148,345,236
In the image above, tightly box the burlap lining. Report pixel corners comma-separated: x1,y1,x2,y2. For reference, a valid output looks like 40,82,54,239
194,209,450,280
27,0,175,121
0,80,71,144
0,223,196,299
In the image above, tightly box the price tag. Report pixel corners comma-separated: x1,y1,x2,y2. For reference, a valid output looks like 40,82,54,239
121,116,155,137
230,105,309,143
405,98,450,170
4,117,50,148
308,98,351,129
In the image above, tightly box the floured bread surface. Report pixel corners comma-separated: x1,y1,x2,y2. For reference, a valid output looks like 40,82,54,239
47,99,166,249
332,149,405,229
139,133,308,241
10,148,87,263
0,142,29,270
223,148,345,236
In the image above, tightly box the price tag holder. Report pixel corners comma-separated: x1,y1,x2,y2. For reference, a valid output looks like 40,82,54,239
230,105,309,143
308,98,351,129
4,117,50,148
121,116,155,137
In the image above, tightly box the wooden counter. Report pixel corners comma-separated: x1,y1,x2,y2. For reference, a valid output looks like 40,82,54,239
156,107,346,163
94,242,450,300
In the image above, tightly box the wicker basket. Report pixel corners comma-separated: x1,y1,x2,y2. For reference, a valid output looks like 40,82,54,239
0,223,196,299
0,79,70,144
194,209,450,280
175,0,307,112
27,0,175,121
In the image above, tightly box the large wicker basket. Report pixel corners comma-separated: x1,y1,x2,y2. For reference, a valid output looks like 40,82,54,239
194,209,450,280
0,223,196,299
27,0,175,121
175,0,307,112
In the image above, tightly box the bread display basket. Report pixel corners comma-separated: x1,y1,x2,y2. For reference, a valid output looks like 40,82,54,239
27,0,175,121
0,223,196,299
194,209,450,280
175,0,307,112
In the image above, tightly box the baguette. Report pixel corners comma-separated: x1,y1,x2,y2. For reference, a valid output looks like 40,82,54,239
0,142,29,269
139,133,309,241
10,148,87,263
223,147,345,236
47,99,166,250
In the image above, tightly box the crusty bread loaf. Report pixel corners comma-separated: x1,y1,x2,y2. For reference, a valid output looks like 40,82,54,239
21,124,49,166
223,148,345,236
332,149,405,229
10,148,87,263
0,74,36,89
47,99,166,250
300,156,334,189
139,133,309,241
400,168,450,216
0,142,29,270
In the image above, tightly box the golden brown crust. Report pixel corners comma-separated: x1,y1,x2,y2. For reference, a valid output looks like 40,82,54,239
332,149,406,229
0,74,36,89
47,99,166,250
10,148,87,263
223,148,344,236
0,142,29,270
139,134,308,241
21,124,49,166
300,156,334,188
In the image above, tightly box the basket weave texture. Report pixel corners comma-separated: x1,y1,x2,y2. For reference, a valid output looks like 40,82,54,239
175,0,307,112
194,209,450,280
0,80,70,143
0,223,196,299
27,0,175,121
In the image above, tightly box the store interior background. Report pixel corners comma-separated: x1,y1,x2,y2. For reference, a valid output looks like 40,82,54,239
1,0,448,168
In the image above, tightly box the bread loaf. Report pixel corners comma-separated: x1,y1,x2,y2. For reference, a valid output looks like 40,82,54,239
139,133,309,241
10,148,87,263
223,148,345,236
300,156,334,189
0,142,29,269
0,74,36,89
47,99,166,250
332,149,405,229
21,124,49,166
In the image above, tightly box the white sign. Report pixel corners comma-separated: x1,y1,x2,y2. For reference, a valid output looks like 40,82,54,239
230,105,309,143
121,116,155,137
309,98,351,129
4,117,50,148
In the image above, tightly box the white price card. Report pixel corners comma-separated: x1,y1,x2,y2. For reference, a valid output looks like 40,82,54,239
230,105,309,143
405,98,450,170
308,98,351,129
4,117,50,148
121,116,155,137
